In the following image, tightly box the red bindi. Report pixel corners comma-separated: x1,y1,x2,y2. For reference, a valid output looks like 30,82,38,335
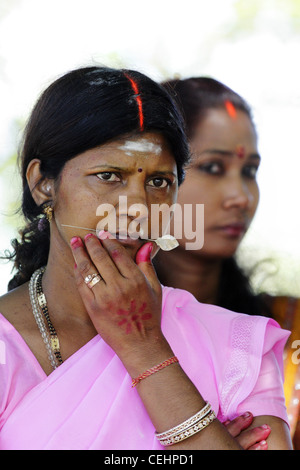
138,167,143,172
224,100,237,119
236,145,246,159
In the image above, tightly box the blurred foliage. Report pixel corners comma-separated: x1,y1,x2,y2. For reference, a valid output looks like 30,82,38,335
0,119,23,231
0,152,22,231
230,0,300,35
277,0,300,25
0,151,17,173
233,0,262,31
0,0,22,19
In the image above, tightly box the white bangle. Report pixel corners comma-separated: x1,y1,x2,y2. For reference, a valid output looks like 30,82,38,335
158,409,216,446
155,402,215,445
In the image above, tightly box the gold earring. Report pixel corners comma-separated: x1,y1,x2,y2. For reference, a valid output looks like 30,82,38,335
43,205,53,221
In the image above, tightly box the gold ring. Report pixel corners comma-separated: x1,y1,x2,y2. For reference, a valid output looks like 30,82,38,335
84,273,102,288
84,273,98,284
87,275,102,288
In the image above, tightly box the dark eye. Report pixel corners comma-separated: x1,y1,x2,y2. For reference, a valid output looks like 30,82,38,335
148,178,169,188
96,172,121,182
242,165,259,179
198,162,224,175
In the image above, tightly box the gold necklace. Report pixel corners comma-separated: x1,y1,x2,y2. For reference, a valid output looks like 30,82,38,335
29,267,63,369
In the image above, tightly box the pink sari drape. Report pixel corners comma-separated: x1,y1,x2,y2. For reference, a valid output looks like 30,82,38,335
0,286,289,450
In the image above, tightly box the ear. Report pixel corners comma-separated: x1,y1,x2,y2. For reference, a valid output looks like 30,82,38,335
26,159,53,207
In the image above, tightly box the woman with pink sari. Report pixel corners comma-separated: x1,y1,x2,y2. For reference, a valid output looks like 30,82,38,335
0,66,292,450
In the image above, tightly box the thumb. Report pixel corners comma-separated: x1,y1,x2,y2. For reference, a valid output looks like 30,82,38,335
136,242,160,292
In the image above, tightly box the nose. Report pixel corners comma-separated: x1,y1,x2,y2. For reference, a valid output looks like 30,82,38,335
116,184,150,236
117,186,149,219
222,177,254,211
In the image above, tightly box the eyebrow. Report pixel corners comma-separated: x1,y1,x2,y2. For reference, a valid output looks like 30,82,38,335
89,164,128,171
199,149,261,160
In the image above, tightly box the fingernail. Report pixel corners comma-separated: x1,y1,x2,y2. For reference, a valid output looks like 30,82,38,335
84,233,94,242
260,425,270,430
70,237,83,248
98,230,108,240
98,230,113,240
136,242,153,263
242,412,252,419
257,440,268,450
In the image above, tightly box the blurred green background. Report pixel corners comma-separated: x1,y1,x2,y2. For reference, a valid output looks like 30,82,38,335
0,0,299,296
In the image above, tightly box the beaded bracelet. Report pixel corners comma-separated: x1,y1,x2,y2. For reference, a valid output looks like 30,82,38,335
131,356,179,387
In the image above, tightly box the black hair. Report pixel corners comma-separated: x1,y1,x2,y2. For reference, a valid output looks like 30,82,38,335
5,66,190,290
162,76,255,139
159,77,269,317
217,258,271,316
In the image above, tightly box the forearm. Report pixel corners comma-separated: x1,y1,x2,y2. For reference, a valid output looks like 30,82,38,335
121,340,242,450
71,236,242,449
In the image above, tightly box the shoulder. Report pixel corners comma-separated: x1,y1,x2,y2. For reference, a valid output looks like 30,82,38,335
162,284,273,326
161,287,290,421
162,286,290,358
0,286,46,424
0,282,34,334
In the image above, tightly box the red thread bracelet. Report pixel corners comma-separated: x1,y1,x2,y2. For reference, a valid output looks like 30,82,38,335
131,356,179,387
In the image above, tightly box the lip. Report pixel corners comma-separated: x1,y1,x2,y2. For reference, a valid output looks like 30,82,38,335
215,222,247,238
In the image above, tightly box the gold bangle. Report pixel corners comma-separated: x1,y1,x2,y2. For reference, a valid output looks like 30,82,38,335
157,409,216,446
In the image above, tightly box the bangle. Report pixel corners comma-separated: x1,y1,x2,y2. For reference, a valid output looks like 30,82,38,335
155,402,216,446
155,402,211,440
131,356,179,387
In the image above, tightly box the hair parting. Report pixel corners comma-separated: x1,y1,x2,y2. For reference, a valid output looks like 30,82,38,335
224,100,237,119
124,72,144,131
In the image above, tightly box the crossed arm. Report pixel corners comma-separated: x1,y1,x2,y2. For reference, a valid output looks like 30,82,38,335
70,232,293,450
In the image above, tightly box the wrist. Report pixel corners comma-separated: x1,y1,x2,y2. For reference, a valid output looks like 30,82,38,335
118,334,175,378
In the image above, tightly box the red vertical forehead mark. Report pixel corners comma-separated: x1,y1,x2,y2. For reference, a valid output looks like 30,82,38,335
236,145,246,159
124,73,144,131
224,100,237,119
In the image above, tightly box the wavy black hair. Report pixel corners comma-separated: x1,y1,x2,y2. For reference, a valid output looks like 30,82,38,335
5,66,190,290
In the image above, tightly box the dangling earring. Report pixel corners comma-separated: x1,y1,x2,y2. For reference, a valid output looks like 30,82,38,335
43,205,53,221
37,204,53,232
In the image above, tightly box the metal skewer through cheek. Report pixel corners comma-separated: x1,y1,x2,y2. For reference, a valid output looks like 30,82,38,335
61,224,179,251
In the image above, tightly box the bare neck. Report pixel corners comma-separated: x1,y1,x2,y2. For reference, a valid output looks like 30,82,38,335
154,248,222,305
42,235,93,326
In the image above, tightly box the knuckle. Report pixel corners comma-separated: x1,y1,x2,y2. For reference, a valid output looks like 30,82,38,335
78,259,92,275
91,244,108,263
110,247,123,261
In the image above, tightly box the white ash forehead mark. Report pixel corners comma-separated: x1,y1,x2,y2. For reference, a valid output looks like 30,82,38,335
118,139,163,156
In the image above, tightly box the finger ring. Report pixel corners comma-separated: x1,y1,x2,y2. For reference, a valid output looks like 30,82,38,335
84,273,102,288
84,273,98,284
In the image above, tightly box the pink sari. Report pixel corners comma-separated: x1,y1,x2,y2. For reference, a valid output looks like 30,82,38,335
0,286,289,450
